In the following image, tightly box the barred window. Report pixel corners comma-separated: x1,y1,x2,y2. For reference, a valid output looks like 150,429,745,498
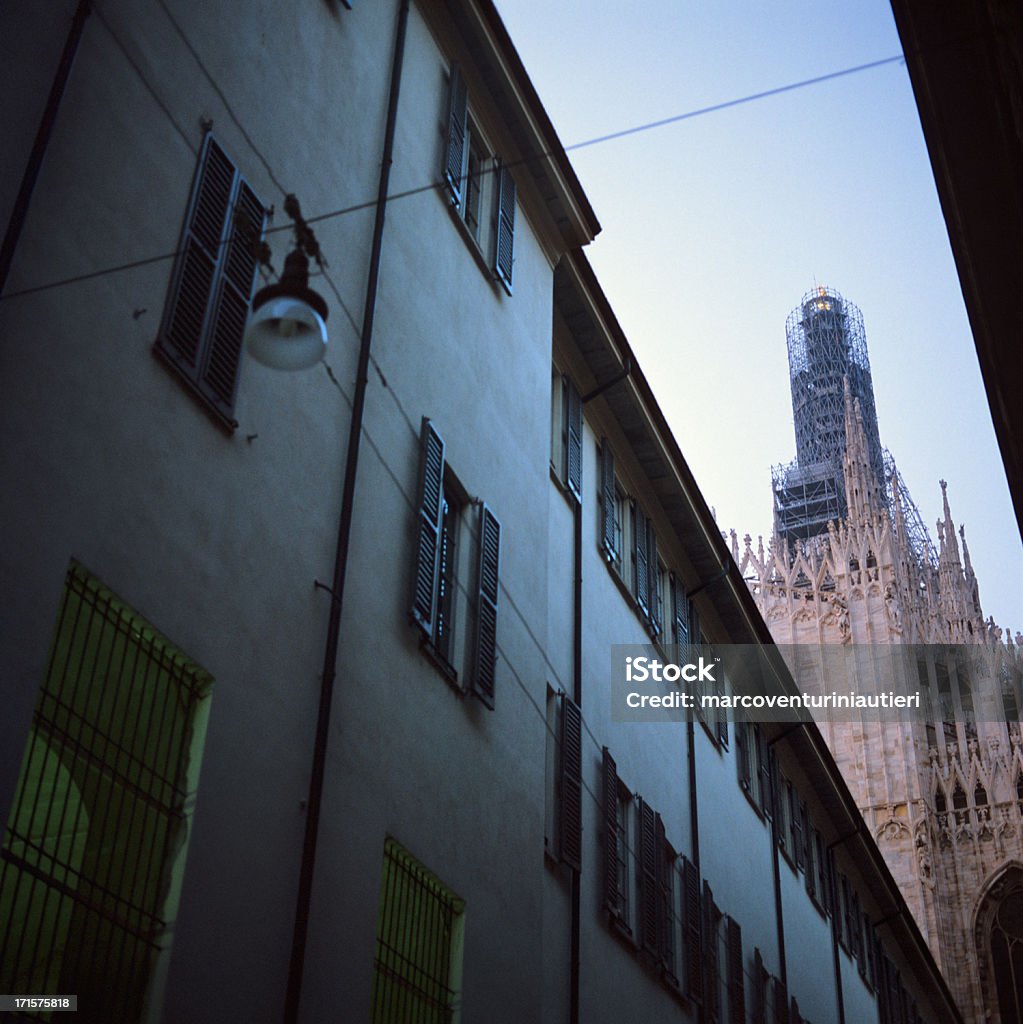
0,561,212,1022
372,839,465,1024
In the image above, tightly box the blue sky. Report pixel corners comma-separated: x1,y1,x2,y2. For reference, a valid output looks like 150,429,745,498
494,0,1023,634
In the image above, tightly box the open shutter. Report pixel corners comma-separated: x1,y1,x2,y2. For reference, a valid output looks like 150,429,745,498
689,599,701,664
634,508,650,615
751,948,766,1024
565,379,582,501
411,419,445,636
639,799,658,956
602,748,620,915
494,161,516,293
559,695,583,872
773,976,789,1024
726,917,745,1024
756,726,773,816
682,857,703,1003
658,825,676,978
736,719,751,793
790,788,805,871
648,525,661,635
471,503,500,707
443,64,468,205
790,997,802,1024
703,884,720,1023
600,440,618,561
671,573,689,664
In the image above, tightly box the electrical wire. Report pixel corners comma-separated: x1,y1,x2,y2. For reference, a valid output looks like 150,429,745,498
0,40,907,304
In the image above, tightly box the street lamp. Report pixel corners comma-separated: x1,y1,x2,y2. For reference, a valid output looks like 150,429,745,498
245,195,329,371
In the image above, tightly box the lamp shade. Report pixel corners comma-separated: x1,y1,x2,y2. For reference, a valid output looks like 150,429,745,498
245,295,328,370
245,248,330,371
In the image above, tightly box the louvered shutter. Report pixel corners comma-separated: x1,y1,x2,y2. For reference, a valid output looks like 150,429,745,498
823,845,836,916
648,525,661,635
658,825,676,977
411,419,445,636
639,799,658,956
773,976,789,1024
751,948,766,1024
602,748,620,915
736,719,751,792
703,884,720,1023
634,508,650,615
689,599,701,666
565,379,582,501
158,135,265,425
671,573,689,664
494,161,516,293
600,440,617,561
790,996,802,1024
443,64,468,205
559,695,582,872
726,917,745,1024
756,726,773,816
682,857,703,1003
471,503,500,707
790,788,805,871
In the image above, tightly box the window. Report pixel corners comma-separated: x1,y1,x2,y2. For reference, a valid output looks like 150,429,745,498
598,438,623,568
371,839,465,1024
602,748,636,935
552,375,582,500
411,418,501,706
442,65,516,293
0,562,212,1020
736,718,772,817
156,133,266,427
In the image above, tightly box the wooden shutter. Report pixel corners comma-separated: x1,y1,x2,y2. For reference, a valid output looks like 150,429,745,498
565,379,582,501
735,719,751,793
639,799,658,956
756,726,773,816
634,508,650,615
648,525,661,635
703,884,720,1022
751,948,766,1024
602,748,620,915
671,573,689,663
471,503,500,707
682,856,703,1003
790,788,805,871
790,996,802,1024
443,64,468,205
689,599,701,666
494,161,516,293
658,825,676,977
600,440,617,561
158,135,265,425
773,976,789,1024
726,917,745,1024
559,695,582,873
411,419,445,636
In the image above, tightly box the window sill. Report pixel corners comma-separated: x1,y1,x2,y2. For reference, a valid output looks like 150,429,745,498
419,636,462,694
549,464,579,507
441,190,503,296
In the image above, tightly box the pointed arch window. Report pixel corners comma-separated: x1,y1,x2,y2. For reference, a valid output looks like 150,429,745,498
934,787,946,814
975,781,988,807
952,782,968,811
1017,771,1023,802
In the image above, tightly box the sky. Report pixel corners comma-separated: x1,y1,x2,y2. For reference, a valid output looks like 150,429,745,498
493,0,1023,635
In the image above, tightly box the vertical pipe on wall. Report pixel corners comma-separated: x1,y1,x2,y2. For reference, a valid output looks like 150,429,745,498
569,502,582,1024
283,1,410,1020
0,0,91,296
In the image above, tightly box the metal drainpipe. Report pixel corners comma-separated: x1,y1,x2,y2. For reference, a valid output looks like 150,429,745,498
686,709,703,1024
0,0,91,296
570,502,582,1024
283,1,410,1020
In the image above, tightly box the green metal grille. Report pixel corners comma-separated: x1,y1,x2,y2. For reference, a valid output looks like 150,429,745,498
0,562,211,1022
371,839,464,1024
